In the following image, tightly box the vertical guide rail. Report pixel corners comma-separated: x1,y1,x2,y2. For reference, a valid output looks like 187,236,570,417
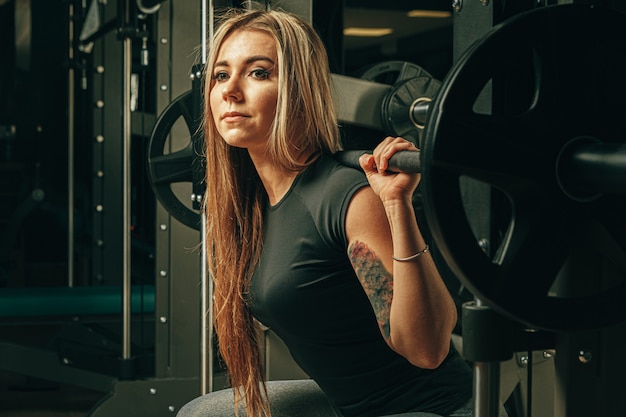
474,361,501,417
201,0,214,395
121,0,133,361
67,1,75,287
472,298,502,417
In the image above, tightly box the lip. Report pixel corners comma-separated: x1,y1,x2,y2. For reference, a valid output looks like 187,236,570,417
222,111,248,122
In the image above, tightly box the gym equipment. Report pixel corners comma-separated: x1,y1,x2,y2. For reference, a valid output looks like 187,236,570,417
1,1,204,415
147,90,202,230
333,69,439,144
421,4,626,332
339,4,626,332
356,61,441,142
147,4,626,333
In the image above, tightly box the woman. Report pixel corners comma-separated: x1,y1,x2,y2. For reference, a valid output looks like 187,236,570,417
179,7,478,417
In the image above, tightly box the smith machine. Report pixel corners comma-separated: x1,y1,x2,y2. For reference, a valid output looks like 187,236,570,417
0,0,624,416
148,1,626,417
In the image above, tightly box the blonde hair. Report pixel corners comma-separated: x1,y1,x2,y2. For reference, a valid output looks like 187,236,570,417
203,8,340,416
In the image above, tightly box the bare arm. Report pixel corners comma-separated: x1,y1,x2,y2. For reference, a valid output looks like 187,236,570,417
346,137,457,369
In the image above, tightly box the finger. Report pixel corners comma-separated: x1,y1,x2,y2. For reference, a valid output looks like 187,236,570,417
358,153,376,173
373,137,399,172
376,137,414,172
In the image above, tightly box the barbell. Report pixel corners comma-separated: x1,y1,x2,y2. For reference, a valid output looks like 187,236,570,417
147,4,626,331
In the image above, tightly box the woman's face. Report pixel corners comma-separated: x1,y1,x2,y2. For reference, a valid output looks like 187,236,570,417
210,29,279,154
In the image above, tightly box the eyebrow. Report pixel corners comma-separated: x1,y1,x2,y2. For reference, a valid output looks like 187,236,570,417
214,55,275,68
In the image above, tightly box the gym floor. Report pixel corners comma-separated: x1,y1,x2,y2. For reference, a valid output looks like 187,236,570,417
0,370,102,417
0,323,104,417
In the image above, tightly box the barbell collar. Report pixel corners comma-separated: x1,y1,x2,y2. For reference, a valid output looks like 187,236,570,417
410,98,431,129
558,141,626,197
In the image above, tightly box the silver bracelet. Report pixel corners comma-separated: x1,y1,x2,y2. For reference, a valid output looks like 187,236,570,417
392,244,430,262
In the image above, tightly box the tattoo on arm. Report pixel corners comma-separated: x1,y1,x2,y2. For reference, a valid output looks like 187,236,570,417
348,241,393,340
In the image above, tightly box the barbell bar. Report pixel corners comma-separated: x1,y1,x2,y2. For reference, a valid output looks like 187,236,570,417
334,142,626,198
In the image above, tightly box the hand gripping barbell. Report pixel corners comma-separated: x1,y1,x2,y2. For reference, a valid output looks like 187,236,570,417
148,4,626,331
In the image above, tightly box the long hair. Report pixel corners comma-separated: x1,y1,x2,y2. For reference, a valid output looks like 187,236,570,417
203,8,341,416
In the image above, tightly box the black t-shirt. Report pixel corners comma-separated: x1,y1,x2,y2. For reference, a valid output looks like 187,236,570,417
250,154,472,417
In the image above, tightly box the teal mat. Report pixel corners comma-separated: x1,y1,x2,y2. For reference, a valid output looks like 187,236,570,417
0,285,155,317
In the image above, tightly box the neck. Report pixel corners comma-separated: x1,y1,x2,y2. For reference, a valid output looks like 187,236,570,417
249,148,319,206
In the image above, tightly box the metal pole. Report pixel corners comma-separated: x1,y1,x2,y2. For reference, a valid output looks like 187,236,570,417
474,361,501,417
201,0,213,395
122,1,133,361
67,0,75,288
473,298,501,417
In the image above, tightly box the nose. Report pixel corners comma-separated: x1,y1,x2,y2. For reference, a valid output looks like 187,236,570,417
221,78,242,101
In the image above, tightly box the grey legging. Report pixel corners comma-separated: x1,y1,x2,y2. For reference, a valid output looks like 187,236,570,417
177,379,457,417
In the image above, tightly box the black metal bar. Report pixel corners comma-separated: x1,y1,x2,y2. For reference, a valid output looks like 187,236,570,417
333,149,421,173
337,143,626,196
565,142,626,194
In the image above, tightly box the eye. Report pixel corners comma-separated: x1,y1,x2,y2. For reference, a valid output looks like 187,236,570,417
250,68,271,80
212,71,229,82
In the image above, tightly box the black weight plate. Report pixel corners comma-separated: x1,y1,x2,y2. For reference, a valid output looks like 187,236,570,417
147,90,201,230
421,4,626,331
357,60,432,85
381,76,441,144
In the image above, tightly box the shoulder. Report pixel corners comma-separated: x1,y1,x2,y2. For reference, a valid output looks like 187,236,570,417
310,153,366,182
298,153,368,202
345,183,390,245
292,154,369,247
